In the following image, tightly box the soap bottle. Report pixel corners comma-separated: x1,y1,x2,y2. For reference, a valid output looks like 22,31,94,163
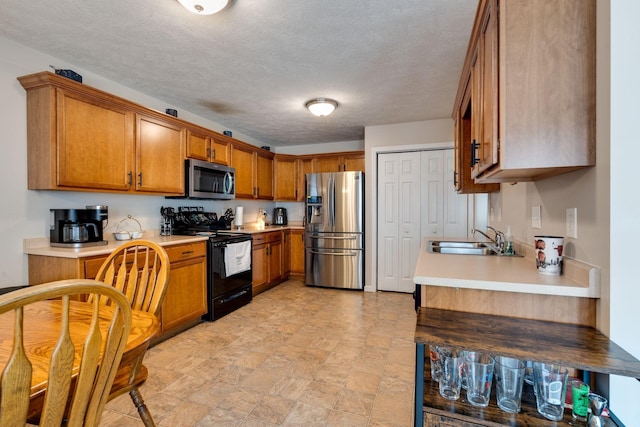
504,226,514,255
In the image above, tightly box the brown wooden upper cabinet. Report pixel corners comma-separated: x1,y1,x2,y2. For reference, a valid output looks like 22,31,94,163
18,71,185,195
274,151,365,202
312,152,365,173
452,0,596,185
185,128,230,165
274,154,299,201
231,143,274,200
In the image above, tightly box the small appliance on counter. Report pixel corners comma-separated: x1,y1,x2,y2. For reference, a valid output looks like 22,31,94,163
50,207,108,248
273,207,288,225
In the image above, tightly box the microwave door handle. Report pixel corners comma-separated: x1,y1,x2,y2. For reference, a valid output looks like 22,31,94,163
224,172,233,194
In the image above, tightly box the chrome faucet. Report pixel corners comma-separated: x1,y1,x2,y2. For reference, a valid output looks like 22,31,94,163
486,226,505,251
471,227,504,254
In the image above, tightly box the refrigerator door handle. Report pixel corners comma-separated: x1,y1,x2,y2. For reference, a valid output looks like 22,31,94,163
329,175,335,229
309,235,357,240
308,250,358,256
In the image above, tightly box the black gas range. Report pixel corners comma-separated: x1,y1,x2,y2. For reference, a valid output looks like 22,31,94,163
167,207,253,321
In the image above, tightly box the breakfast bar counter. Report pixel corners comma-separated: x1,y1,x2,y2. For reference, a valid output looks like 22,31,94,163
413,238,600,298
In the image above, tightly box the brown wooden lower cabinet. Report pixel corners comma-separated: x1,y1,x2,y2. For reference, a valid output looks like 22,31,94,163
289,229,305,279
252,231,285,295
28,240,207,344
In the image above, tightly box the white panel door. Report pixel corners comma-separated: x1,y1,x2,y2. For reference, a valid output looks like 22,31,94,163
377,152,421,292
420,151,445,238
377,153,399,291
444,150,469,237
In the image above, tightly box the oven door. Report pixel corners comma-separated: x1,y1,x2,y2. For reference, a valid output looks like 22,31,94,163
206,238,252,320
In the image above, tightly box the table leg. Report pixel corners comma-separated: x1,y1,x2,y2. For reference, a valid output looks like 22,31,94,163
415,343,424,427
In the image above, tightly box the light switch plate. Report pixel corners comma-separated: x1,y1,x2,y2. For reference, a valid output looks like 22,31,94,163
532,205,542,229
566,208,578,238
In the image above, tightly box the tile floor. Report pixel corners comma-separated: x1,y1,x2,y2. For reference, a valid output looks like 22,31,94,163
101,279,417,427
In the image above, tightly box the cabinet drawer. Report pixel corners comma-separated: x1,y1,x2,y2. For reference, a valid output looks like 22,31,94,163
84,255,109,279
266,231,282,244
253,234,266,245
164,242,206,262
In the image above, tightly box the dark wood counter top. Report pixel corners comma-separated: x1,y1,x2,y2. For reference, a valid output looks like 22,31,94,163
415,308,640,378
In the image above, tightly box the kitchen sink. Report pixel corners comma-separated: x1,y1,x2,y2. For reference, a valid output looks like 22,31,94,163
427,240,523,256
428,240,496,256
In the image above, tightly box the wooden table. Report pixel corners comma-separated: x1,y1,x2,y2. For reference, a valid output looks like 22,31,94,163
414,308,640,426
0,299,159,420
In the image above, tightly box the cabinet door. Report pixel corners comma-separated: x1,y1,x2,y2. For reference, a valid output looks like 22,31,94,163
268,240,283,283
274,155,298,201
282,230,291,275
57,89,134,191
252,243,268,291
185,129,209,161
475,0,499,176
455,79,500,194
314,155,342,172
298,157,314,201
290,230,305,276
231,144,256,198
343,153,365,172
136,115,185,194
256,153,274,200
210,136,230,165
161,257,207,333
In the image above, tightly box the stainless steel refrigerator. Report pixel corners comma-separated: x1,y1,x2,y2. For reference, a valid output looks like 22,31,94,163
305,171,364,289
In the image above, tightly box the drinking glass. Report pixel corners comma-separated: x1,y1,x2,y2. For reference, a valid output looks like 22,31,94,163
533,362,569,421
571,379,590,422
439,349,463,400
465,352,495,407
494,356,525,413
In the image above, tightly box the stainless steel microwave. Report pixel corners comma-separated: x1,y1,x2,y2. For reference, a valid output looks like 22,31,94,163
170,159,235,200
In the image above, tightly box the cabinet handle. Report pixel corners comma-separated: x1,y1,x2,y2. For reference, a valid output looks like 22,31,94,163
128,171,133,186
138,172,143,186
181,250,194,256
206,148,211,158
471,140,480,167
212,148,216,159
453,170,458,187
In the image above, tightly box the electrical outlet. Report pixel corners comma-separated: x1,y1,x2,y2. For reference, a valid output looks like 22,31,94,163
532,205,542,229
566,208,578,238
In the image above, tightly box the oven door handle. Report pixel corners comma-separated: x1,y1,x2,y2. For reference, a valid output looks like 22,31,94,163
219,288,250,304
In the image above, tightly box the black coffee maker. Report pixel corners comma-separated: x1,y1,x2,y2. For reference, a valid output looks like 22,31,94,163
273,207,288,225
50,207,109,248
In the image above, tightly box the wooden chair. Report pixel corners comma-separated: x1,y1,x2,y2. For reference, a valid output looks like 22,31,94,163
94,240,170,427
0,279,132,427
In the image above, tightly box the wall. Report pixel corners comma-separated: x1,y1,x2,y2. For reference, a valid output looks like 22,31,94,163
608,0,640,423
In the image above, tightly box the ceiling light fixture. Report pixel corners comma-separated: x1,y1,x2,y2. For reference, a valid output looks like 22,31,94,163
177,0,229,15
305,98,338,117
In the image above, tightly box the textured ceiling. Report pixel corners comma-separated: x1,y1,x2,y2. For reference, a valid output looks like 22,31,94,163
0,0,477,147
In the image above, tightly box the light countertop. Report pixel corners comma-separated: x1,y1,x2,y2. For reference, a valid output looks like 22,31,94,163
221,223,305,234
24,224,306,258
24,234,209,259
413,238,600,298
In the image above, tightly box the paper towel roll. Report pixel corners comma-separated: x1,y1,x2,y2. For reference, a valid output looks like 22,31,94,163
235,207,244,227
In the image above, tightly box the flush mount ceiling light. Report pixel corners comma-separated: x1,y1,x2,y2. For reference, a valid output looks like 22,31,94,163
177,0,229,15
305,98,338,117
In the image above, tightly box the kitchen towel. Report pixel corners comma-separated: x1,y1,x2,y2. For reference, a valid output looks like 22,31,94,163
224,240,251,277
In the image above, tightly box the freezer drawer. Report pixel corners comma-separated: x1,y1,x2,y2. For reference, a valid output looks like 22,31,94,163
305,248,363,289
